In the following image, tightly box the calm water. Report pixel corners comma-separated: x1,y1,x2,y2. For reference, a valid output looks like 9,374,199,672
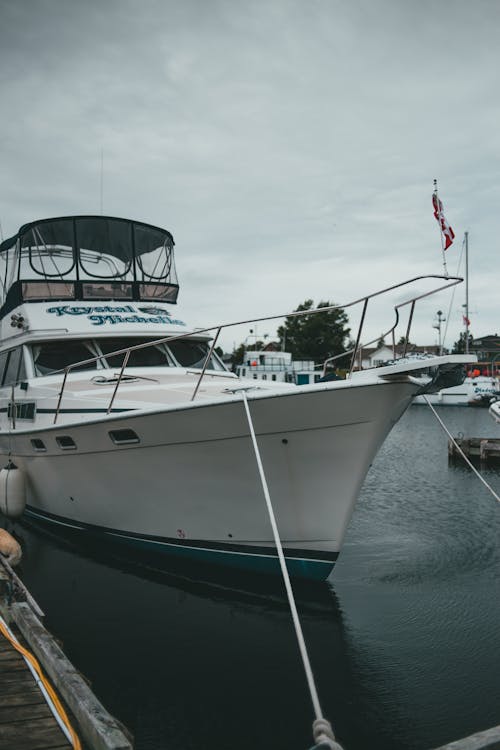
3,405,500,750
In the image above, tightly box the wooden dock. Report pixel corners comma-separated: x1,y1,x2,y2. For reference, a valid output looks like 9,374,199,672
0,621,72,749
0,555,133,750
448,436,500,464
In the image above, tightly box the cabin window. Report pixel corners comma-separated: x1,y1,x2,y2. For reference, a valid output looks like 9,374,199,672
4,348,23,386
8,402,36,421
167,340,225,371
0,348,26,387
109,429,140,445
76,217,134,279
134,225,174,280
32,341,97,376
23,281,75,300
82,282,133,300
0,351,10,386
56,436,77,450
23,219,75,277
96,338,174,368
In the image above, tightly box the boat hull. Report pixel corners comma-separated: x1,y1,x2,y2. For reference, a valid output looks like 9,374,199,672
1,380,419,580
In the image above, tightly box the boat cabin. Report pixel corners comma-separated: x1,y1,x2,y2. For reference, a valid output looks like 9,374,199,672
0,216,225,382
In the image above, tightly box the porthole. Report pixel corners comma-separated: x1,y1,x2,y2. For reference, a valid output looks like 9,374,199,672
109,428,140,445
31,438,46,452
56,436,77,450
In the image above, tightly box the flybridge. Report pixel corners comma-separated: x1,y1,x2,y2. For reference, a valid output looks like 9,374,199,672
0,215,179,318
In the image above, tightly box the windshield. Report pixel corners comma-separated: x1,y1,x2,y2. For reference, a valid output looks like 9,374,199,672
32,340,98,375
30,337,226,375
97,337,174,368
168,340,225,370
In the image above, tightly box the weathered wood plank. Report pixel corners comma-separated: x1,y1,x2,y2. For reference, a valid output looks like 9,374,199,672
0,650,25,664
0,672,38,690
0,716,68,749
0,690,45,707
0,701,53,723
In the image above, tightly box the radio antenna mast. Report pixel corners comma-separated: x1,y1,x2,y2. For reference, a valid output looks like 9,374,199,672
100,148,104,215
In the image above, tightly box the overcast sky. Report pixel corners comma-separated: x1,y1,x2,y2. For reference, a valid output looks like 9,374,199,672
1,0,499,352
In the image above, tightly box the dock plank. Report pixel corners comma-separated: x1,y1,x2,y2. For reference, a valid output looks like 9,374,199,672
0,624,71,748
0,716,69,749
0,702,53,723
0,689,46,707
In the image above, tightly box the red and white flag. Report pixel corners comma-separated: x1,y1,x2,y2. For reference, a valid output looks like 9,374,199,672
432,192,455,250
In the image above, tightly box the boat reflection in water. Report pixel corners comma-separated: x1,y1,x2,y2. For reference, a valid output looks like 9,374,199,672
8,517,354,750
4,406,500,750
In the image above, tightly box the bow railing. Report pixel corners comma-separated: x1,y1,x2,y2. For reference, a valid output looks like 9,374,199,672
44,274,463,425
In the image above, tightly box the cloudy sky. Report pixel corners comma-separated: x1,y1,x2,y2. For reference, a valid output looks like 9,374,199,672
1,0,499,352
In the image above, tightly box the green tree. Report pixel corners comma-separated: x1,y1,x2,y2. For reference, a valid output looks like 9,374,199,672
452,331,473,353
276,299,350,362
229,343,246,366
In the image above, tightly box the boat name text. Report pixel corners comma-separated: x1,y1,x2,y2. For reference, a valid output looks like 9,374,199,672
46,305,186,327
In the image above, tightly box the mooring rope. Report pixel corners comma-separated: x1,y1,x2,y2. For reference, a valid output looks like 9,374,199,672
423,395,500,503
240,390,343,750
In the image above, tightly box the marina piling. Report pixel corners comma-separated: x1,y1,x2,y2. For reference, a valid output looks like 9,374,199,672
448,436,500,463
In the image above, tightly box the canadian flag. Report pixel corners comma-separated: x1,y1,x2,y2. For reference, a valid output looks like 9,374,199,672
432,192,455,250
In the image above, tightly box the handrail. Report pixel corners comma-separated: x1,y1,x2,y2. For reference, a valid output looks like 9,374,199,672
50,274,463,424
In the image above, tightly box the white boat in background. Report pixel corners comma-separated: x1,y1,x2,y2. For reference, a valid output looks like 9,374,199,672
0,216,474,580
413,372,500,406
236,348,320,385
490,400,500,424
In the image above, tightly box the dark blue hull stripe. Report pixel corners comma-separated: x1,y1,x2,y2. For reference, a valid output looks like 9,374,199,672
24,507,337,580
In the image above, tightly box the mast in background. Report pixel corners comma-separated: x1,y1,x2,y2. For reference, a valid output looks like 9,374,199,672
464,231,470,354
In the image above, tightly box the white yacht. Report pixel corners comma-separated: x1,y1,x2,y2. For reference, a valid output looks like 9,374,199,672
490,400,500,424
0,215,474,580
413,373,500,406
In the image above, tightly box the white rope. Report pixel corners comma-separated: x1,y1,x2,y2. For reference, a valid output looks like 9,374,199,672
423,396,500,503
240,391,343,750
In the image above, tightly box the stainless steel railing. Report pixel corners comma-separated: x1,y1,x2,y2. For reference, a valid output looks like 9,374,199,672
48,274,462,424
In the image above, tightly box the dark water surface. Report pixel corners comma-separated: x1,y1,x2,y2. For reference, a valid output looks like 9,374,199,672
3,405,500,750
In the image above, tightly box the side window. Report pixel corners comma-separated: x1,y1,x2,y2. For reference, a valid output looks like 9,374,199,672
4,348,22,386
0,351,9,386
18,348,27,382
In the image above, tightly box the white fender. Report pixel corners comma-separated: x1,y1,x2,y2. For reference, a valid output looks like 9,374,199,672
0,463,26,519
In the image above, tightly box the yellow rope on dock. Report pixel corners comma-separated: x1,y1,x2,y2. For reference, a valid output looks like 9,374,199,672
0,616,82,750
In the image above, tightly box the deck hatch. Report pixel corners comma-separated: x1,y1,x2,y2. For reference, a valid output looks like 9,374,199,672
109,429,140,445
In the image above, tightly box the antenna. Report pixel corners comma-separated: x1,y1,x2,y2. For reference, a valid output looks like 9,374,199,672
100,148,104,215
0,218,4,242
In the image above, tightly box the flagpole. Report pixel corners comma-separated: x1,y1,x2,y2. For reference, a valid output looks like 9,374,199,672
433,179,449,277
